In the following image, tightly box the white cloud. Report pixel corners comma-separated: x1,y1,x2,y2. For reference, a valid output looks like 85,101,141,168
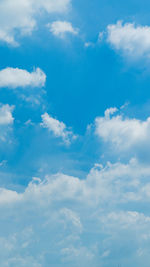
0,0,71,45
107,21,150,58
41,113,77,145
0,104,14,125
0,159,150,265
2,158,150,207
0,188,21,204
48,21,78,38
0,68,46,89
95,107,150,154
104,107,118,118
0,104,14,143
34,0,70,13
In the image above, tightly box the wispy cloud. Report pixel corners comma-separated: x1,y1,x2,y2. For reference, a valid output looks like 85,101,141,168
41,113,77,145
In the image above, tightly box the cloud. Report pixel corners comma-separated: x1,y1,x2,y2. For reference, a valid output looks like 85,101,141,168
102,211,150,229
41,113,77,145
0,104,14,143
0,159,150,265
107,21,150,58
0,188,21,204
0,104,14,125
0,68,46,89
0,0,71,45
60,208,83,233
2,158,150,207
48,21,78,38
95,107,150,156
34,0,71,13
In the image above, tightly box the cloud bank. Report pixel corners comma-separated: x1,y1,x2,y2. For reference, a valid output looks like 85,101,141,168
0,158,150,266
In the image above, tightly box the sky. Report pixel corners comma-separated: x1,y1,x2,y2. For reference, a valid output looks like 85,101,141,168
1,0,150,266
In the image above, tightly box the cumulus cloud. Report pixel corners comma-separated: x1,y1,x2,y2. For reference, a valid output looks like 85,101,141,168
41,113,77,145
0,159,150,266
0,67,46,89
0,0,71,45
107,21,150,58
48,21,78,38
95,107,150,156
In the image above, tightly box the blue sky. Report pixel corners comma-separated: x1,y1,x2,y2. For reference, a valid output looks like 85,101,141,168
1,0,150,266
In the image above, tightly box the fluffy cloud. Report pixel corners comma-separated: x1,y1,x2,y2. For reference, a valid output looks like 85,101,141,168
0,0,71,45
0,159,150,266
95,107,150,156
107,21,150,58
0,68,46,89
41,113,77,145
48,21,78,38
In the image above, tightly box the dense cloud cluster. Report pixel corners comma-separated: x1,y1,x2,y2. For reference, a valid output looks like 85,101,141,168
1,158,150,266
